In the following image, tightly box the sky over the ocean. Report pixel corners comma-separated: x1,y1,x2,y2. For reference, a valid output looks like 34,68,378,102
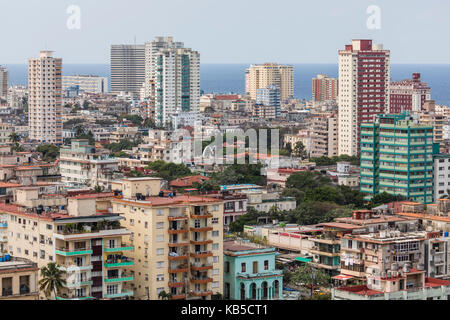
1,0,449,64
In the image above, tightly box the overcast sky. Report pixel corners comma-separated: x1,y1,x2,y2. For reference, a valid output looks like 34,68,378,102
1,0,450,64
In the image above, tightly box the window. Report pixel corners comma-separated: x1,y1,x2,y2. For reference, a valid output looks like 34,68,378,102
130,219,134,226
212,282,219,288
156,288,164,295
156,222,164,229
145,222,148,229
241,262,246,272
212,218,219,224
156,235,164,242
212,243,219,250
213,256,219,263
225,261,230,273
213,269,219,275
264,260,269,270
156,209,164,216
46,224,52,230
107,285,118,295
156,274,164,281
156,248,164,256
156,261,164,268
212,231,219,237
40,250,45,259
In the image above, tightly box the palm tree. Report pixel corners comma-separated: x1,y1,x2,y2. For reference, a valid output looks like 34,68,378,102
39,262,66,299
158,290,172,300
9,132,20,144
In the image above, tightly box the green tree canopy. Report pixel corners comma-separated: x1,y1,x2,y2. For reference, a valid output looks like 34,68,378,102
285,171,331,191
37,144,60,162
147,160,191,181
290,264,331,298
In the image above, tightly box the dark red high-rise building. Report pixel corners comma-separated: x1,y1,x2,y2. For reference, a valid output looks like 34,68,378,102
389,73,431,114
338,39,390,156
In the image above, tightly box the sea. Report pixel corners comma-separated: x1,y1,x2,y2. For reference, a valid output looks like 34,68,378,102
5,63,450,106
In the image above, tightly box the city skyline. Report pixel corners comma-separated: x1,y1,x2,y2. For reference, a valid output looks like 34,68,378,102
1,0,450,64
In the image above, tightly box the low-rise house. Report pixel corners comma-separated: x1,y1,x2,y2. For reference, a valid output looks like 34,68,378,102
0,256,39,300
223,240,283,300
60,139,120,190
332,270,450,300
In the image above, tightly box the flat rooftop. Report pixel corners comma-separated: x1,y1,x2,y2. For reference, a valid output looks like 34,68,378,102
0,257,38,273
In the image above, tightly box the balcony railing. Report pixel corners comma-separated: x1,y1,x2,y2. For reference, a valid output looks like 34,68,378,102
191,251,213,258
105,274,134,283
191,262,213,271
190,238,213,245
104,257,134,267
103,244,134,253
168,264,189,273
55,247,93,256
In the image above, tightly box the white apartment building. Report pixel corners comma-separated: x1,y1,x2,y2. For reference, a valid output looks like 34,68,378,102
62,75,108,94
144,37,200,127
110,45,145,95
338,40,390,156
0,66,8,99
59,139,119,190
0,123,14,144
144,37,184,99
434,154,450,200
28,51,63,144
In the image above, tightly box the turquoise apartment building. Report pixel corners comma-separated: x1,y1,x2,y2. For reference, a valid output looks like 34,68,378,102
360,113,439,204
223,240,283,300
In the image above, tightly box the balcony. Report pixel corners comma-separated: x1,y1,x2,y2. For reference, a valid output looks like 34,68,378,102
236,270,283,279
104,291,134,299
168,228,189,235
168,215,188,221
168,264,189,273
190,239,213,245
191,290,213,297
168,280,187,288
190,213,213,219
55,247,93,257
190,227,213,232
190,251,213,258
191,277,213,284
59,264,93,272
168,252,189,261
104,274,134,283
103,244,134,253
309,248,340,257
65,279,93,288
55,295,95,300
0,222,7,228
191,262,213,271
104,257,134,268
168,241,190,248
